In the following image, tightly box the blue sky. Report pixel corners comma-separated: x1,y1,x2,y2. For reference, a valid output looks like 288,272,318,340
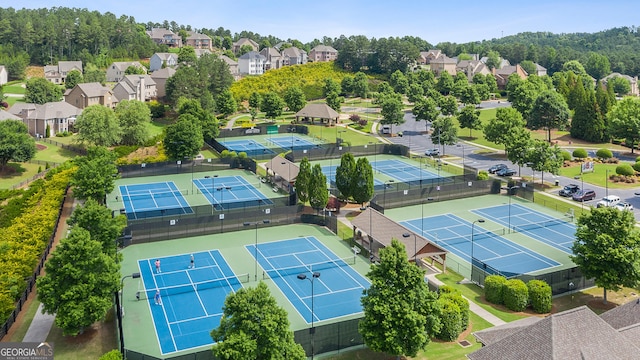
6,1,640,45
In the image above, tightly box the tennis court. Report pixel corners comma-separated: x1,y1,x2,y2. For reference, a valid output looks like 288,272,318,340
375,159,444,184
247,236,370,323
472,203,576,254
267,135,319,150
401,214,560,277
216,139,275,156
192,175,273,210
119,182,193,220
138,250,249,354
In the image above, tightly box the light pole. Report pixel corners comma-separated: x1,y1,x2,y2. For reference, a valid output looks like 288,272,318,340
208,174,218,214
297,272,321,359
403,232,418,263
217,186,231,232
574,175,584,211
383,180,394,208
368,141,378,173
118,272,141,354
605,169,609,197
421,197,434,237
470,219,485,284
244,220,270,281
457,143,466,182
505,186,520,233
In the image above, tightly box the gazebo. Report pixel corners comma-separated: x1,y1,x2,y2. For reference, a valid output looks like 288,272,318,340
295,103,340,126
265,156,299,191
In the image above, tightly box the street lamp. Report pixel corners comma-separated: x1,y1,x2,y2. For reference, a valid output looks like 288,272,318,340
244,220,271,281
206,174,218,214
118,272,141,354
383,180,395,208
421,197,434,237
457,143,466,182
504,186,520,233
403,232,418,263
217,186,231,232
574,175,584,210
470,219,485,283
297,272,321,359
368,141,378,173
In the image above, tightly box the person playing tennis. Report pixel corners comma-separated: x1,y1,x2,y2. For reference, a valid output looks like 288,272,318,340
189,254,195,269
155,259,161,273
154,290,162,305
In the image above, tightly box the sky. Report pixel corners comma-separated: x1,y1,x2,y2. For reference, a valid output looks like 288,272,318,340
6,1,640,45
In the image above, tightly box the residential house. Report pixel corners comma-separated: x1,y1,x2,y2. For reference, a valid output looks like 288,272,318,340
185,31,212,50
493,64,528,90
0,109,20,121
281,47,307,65
533,63,547,77
64,82,116,109
309,45,338,62
456,60,492,82
113,75,156,102
150,67,176,98
419,50,443,64
44,61,83,84
480,57,511,69
233,38,259,54
146,28,182,48
194,49,212,58
0,65,7,85
238,51,266,75
260,47,282,70
106,61,146,83
601,72,639,96
149,53,179,72
469,303,640,359
430,55,457,76
219,55,239,80
9,101,82,137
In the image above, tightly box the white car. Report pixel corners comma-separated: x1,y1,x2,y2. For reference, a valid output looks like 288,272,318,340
596,195,621,208
614,202,634,211
425,148,440,156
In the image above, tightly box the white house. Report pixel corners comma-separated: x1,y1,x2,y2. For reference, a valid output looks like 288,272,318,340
0,65,7,86
149,53,178,72
238,51,266,75
106,61,146,83
113,75,156,102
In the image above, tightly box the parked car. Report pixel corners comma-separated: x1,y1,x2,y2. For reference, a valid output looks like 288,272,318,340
496,168,516,177
559,184,580,197
596,195,621,208
425,148,440,156
488,164,508,174
614,202,634,211
572,189,597,202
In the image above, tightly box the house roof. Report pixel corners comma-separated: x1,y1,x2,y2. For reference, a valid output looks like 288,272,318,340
122,74,156,87
602,72,636,83
468,306,640,360
0,109,20,121
310,45,337,53
219,55,238,66
73,82,112,97
194,49,212,58
151,67,177,79
43,65,59,75
472,316,542,345
9,101,82,120
600,298,640,330
260,47,281,57
187,31,211,40
282,47,306,57
153,52,178,61
295,103,339,119
239,51,266,61
111,61,145,72
430,55,457,64
58,61,82,73
234,38,259,49
265,157,299,183
146,28,177,39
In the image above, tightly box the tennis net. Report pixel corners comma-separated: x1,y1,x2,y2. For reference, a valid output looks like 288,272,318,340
512,218,572,233
436,228,506,244
263,256,356,280
146,273,249,298
124,189,189,200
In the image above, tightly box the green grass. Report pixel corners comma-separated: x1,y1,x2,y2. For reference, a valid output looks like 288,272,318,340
558,162,638,189
5,298,41,342
35,141,78,163
0,162,40,189
46,309,118,360
3,83,26,94
5,96,23,106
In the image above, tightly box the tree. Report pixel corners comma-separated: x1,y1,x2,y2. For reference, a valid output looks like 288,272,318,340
249,91,262,110
351,157,374,206
379,94,404,132
457,105,481,138
608,76,631,96
439,95,458,117
0,120,36,172
527,90,570,142
65,69,83,89
24,77,63,104
83,63,106,84
163,114,204,161
217,89,237,118
178,46,197,65
335,152,356,200
352,71,369,98
412,97,439,132
572,85,607,142
325,91,343,113
406,83,425,103
484,107,526,146
36,227,119,336
436,71,454,95
571,207,640,303
526,140,564,185
261,92,285,120
71,146,118,204
75,105,121,146
211,282,305,360
485,50,501,70
458,84,480,106
431,116,458,155
585,52,611,80
175,97,219,141
114,100,150,146
308,164,328,214
360,239,441,358
67,198,127,256
322,78,341,98
519,60,537,75
608,97,640,154
165,66,203,104
295,157,311,204
283,86,306,113
390,70,409,94
124,65,146,75
504,126,533,174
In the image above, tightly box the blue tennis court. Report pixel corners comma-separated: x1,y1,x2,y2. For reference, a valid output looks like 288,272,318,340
375,159,444,184
193,175,273,210
247,236,370,323
401,214,560,277
472,204,576,254
267,135,318,150
119,182,193,220
321,165,385,188
217,139,275,156
138,250,248,354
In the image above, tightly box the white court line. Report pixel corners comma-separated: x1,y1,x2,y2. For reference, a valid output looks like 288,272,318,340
185,270,209,316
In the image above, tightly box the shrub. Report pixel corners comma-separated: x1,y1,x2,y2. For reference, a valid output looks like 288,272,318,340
440,292,469,330
561,150,572,161
484,275,507,304
572,148,588,159
435,298,462,341
503,279,529,311
490,179,502,194
616,163,635,176
527,280,552,314
99,350,123,360
632,162,640,172
636,156,640,162
147,100,166,119
349,114,361,122
477,170,489,180
596,148,613,159
113,145,139,158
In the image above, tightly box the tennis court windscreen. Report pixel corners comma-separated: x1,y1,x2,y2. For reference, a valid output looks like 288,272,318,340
149,273,249,297
263,257,356,280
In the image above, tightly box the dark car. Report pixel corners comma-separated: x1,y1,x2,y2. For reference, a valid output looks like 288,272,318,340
488,164,508,174
496,168,516,177
559,184,580,197
572,189,596,202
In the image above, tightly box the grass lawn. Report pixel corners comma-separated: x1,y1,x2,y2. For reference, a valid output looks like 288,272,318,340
0,162,40,189
45,309,118,360
3,83,26,94
5,96,23,106
5,298,41,342
558,162,640,189
35,141,79,164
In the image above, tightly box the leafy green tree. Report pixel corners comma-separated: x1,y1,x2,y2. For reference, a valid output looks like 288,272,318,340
322,78,341,97
238,44,254,56
163,114,204,160
283,86,307,113
0,120,36,172
67,198,126,256
65,69,83,89
406,83,425,103
608,97,640,154
596,81,615,120
199,53,234,96
352,71,369,98
165,66,203,104
608,76,631,96
519,60,537,75
335,152,356,200
509,81,541,118
527,140,563,184
124,65,146,75
413,97,439,132
261,92,285,119
562,60,588,76
527,90,570,142
175,97,219,141
360,239,441,358
436,71,454,95
37,227,119,336
572,85,606,142
352,157,374,206
217,89,237,118
439,95,458,117
458,105,481,138
83,63,106,84
431,116,458,155
458,84,480,106
484,107,525,146
341,76,354,96
249,91,262,110
75,105,121,147
379,94,405,131
211,282,305,360
24,77,63,104
504,126,533,173
390,70,409,94
308,164,328,214
178,46,198,65
71,146,118,204
295,157,311,203
325,91,343,113
114,100,150,146
485,50,501,70
571,207,640,303
585,52,611,80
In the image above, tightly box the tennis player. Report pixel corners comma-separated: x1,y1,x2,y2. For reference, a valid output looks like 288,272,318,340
155,259,161,273
189,254,195,269
154,290,162,305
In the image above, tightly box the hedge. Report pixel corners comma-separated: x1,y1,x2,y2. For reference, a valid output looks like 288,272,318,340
595,148,613,159
436,298,462,341
440,292,469,331
527,279,552,314
503,279,529,312
616,163,635,176
484,275,507,305
561,150,572,161
633,162,640,172
572,148,588,159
